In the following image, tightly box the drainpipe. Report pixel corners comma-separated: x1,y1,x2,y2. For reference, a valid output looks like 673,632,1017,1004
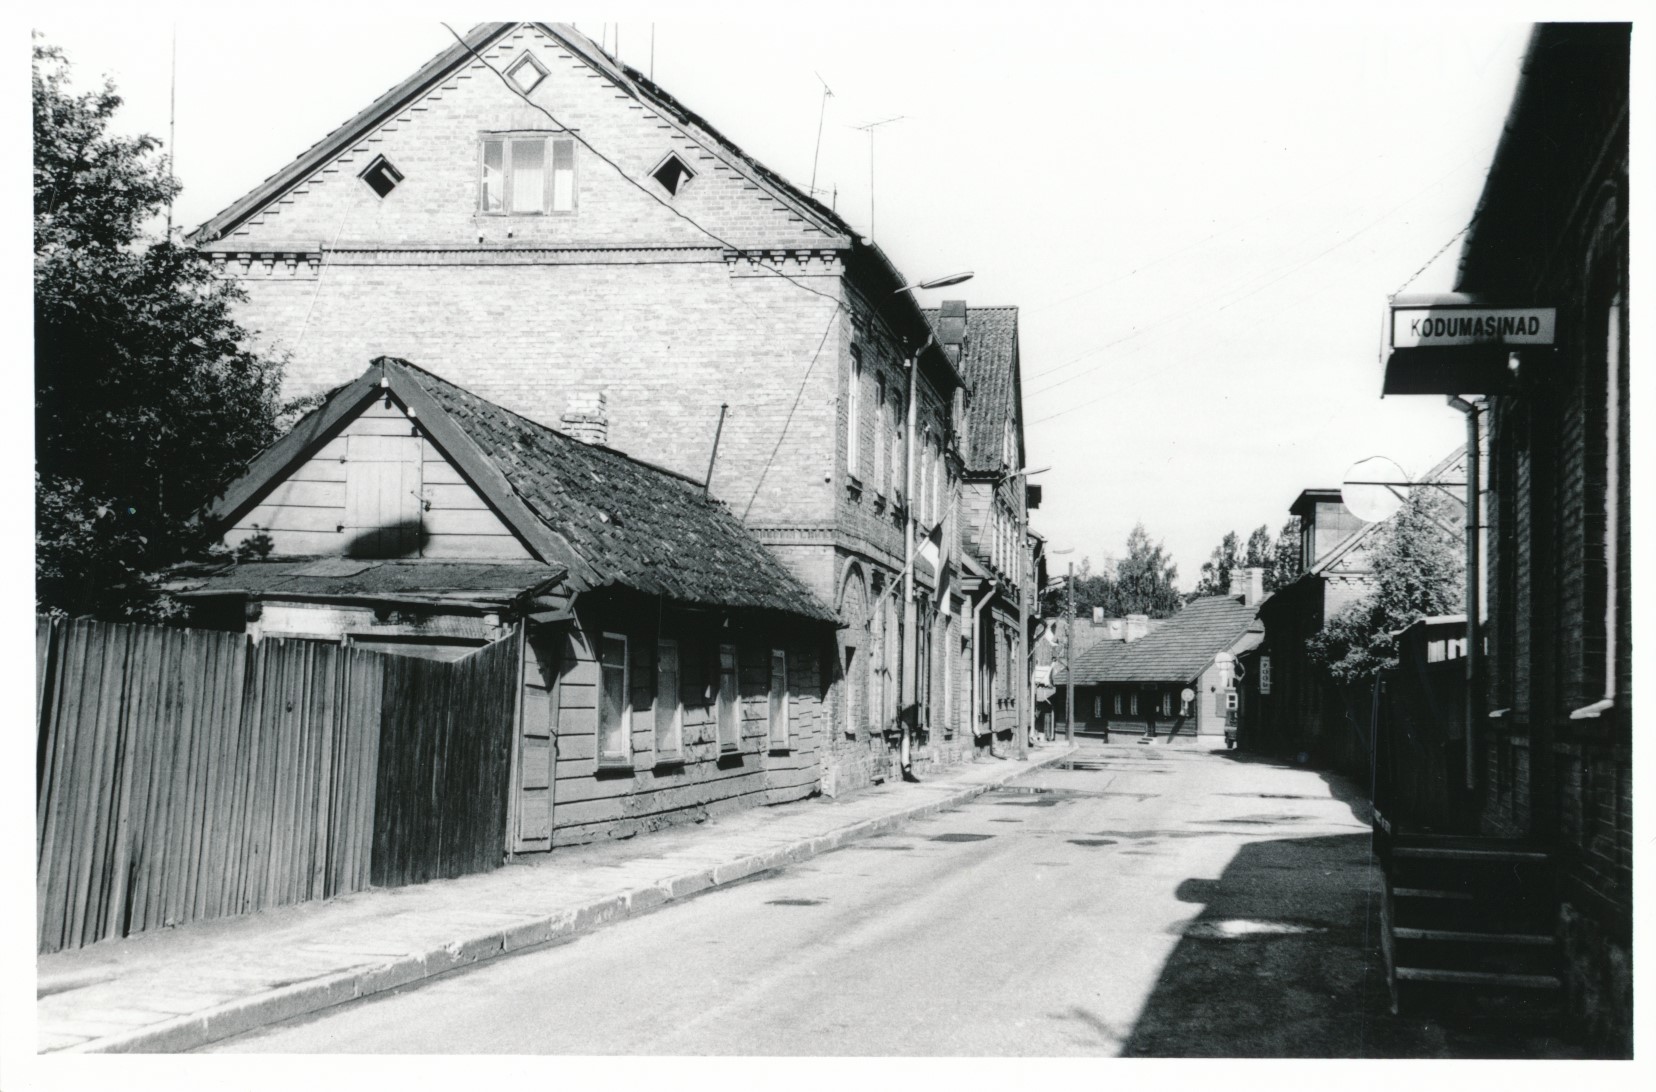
1447,395,1481,791
901,337,930,779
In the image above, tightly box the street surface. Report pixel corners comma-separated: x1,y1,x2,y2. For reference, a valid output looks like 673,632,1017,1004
207,741,1580,1057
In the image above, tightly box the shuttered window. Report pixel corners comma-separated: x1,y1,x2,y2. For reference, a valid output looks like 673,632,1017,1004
717,645,740,752
768,649,789,749
599,634,629,765
655,639,682,762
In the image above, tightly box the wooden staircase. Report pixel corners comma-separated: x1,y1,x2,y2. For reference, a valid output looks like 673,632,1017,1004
1380,834,1562,1021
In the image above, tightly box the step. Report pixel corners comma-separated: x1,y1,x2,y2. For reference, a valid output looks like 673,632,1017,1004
1395,967,1561,990
1393,846,1549,862
1393,887,1474,901
1393,927,1553,946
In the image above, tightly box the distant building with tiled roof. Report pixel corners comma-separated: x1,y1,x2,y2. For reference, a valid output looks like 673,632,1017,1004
174,357,839,852
1054,571,1269,741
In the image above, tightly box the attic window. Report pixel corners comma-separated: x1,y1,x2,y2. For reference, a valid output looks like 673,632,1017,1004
506,52,548,94
359,156,404,199
650,153,695,197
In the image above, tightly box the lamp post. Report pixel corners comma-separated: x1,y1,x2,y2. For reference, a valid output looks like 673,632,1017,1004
1047,546,1076,746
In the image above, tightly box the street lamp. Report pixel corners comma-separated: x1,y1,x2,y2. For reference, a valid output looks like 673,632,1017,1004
1047,547,1078,746
893,270,975,294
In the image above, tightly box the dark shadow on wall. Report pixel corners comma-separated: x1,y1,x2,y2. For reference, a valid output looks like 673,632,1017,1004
344,519,428,559
1117,832,1592,1059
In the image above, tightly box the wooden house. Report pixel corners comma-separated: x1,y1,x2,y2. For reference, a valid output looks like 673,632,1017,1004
171,357,839,851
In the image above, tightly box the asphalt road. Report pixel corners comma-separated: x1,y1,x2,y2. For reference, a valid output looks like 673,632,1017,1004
205,740,1580,1057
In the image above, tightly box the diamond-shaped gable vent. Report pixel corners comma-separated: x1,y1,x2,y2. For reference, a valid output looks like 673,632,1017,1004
506,53,548,94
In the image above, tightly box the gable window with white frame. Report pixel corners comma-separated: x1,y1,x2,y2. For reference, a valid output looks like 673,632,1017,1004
480,134,575,214
768,649,790,750
654,639,683,763
598,633,630,766
717,644,741,752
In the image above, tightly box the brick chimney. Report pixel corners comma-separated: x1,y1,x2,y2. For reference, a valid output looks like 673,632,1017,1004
1229,569,1245,598
561,391,609,446
936,300,967,365
1124,614,1149,643
1246,566,1265,608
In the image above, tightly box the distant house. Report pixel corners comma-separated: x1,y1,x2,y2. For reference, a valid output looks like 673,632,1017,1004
1254,447,1464,766
172,357,838,851
1055,570,1267,740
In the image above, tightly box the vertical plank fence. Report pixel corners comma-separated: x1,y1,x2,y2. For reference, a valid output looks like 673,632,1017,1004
36,619,383,953
37,617,521,954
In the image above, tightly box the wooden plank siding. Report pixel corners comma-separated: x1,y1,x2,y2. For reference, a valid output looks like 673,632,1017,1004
225,394,530,561
531,590,830,849
34,620,387,953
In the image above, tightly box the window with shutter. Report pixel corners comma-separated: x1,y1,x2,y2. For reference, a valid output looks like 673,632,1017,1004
768,649,789,749
654,639,682,762
598,634,630,765
717,645,740,752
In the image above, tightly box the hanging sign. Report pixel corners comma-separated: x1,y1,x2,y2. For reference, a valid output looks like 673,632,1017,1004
1258,655,1272,695
1391,305,1556,349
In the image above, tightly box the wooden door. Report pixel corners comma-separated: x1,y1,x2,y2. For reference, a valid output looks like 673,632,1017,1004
344,434,423,557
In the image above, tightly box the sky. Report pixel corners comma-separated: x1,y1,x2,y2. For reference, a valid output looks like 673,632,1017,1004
24,4,1570,589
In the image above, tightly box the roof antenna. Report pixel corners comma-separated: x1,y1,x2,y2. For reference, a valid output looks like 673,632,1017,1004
165,24,177,241
854,116,904,240
650,24,655,81
809,73,833,199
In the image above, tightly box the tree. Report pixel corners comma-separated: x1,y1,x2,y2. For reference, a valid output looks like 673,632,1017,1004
1269,515,1302,593
1305,490,1464,684
1192,530,1242,598
1112,523,1182,618
35,41,285,617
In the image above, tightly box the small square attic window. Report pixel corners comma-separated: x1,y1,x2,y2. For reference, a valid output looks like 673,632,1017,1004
506,52,549,94
651,152,695,197
359,155,403,199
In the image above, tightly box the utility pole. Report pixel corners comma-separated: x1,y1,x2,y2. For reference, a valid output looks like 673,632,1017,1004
1066,560,1076,745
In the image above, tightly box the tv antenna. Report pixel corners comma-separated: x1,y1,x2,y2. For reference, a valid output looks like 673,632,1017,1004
854,115,905,239
809,73,833,199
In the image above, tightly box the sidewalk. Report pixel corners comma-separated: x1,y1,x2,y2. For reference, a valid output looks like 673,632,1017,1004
37,743,1077,1054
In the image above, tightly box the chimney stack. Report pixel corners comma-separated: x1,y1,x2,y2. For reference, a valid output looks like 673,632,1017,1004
1124,614,1149,643
937,300,967,365
1246,566,1265,607
1229,569,1245,598
561,391,609,446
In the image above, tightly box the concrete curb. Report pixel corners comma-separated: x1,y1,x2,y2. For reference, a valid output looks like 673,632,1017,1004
61,746,1076,1054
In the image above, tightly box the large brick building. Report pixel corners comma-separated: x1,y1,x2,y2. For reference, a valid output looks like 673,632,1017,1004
1376,24,1630,1052
190,22,1013,794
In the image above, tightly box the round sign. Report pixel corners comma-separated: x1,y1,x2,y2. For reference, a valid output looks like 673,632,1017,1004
1342,455,1410,523
1180,687,1195,702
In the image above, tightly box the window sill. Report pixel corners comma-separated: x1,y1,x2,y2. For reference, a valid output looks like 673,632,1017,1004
653,754,686,770
767,746,792,756
1568,697,1615,720
846,476,864,501
595,760,634,776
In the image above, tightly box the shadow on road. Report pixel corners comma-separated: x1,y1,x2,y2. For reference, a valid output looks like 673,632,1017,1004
1116,832,1589,1059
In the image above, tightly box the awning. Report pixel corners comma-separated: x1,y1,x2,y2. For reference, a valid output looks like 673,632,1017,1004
164,557,567,612
1381,293,1552,396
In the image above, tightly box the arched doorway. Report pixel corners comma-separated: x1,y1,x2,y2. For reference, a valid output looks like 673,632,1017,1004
837,564,868,742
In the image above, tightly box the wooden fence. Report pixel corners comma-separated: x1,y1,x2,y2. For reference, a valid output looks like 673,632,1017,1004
36,618,519,954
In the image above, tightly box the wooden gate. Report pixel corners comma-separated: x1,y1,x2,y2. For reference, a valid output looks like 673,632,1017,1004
372,632,518,886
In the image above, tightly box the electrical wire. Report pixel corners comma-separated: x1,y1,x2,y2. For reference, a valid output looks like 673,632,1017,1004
740,301,844,521
441,22,844,310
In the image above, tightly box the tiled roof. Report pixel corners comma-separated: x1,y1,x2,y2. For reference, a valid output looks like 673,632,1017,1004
392,361,837,622
1055,596,1261,685
922,306,1020,472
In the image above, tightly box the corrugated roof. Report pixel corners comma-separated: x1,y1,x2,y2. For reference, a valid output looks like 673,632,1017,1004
922,306,1020,472
390,360,837,621
1056,596,1261,685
